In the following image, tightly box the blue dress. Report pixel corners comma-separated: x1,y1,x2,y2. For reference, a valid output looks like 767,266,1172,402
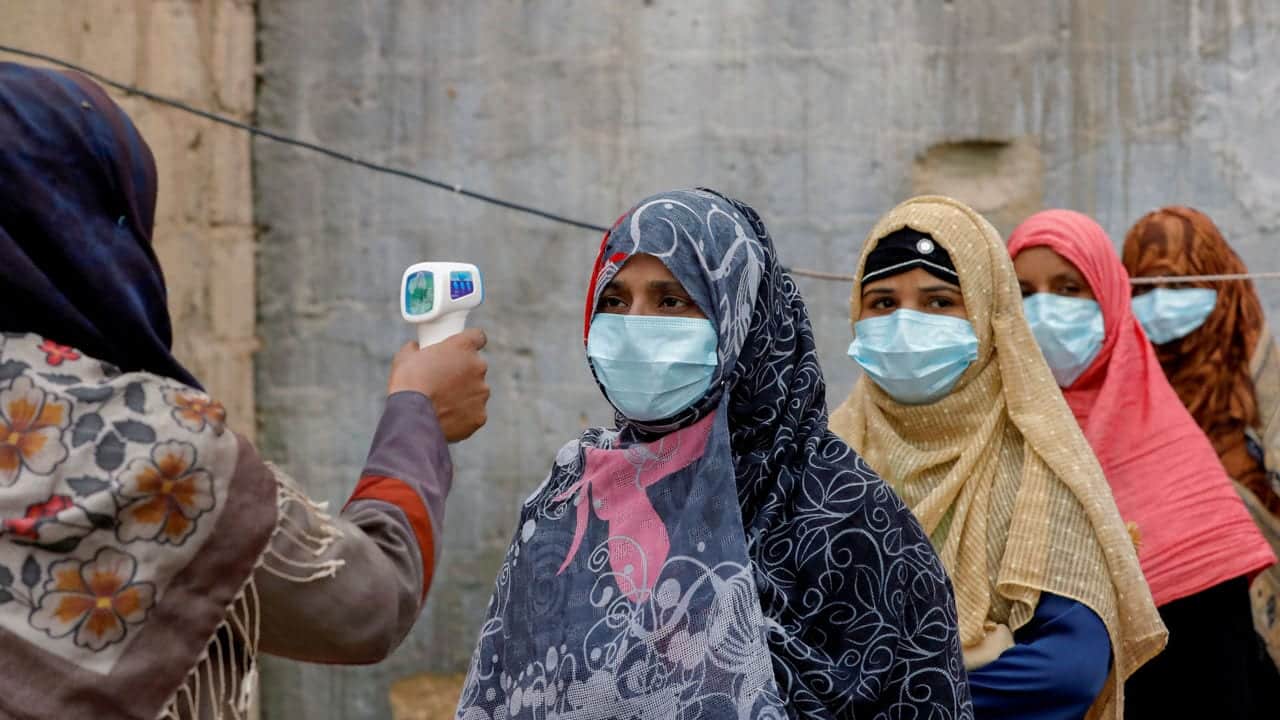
969,593,1112,719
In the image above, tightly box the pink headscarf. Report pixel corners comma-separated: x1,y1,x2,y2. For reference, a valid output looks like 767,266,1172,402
1008,209,1274,606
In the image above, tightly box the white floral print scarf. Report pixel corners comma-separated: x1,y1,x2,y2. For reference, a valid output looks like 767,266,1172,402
0,332,278,719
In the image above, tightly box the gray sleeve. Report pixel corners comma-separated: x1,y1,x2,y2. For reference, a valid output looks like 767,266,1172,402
359,390,453,563
253,391,452,664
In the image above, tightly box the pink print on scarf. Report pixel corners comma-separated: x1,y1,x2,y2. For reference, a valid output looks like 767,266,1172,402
555,413,716,603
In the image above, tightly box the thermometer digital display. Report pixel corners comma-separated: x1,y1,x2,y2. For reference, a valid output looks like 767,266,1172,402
400,262,484,347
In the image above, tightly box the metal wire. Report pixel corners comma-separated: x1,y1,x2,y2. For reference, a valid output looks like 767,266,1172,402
0,44,611,234
791,268,1280,285
1128,271,1280,285
5,44,1278,287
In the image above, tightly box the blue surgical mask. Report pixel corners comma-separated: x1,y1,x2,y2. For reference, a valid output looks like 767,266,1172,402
1022,293,1105,388
1132,287,1218,345
587,314,718,422
849,309,979,405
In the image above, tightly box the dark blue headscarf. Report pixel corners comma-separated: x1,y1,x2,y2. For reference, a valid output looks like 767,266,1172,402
0,62,199,388
457,189,970,719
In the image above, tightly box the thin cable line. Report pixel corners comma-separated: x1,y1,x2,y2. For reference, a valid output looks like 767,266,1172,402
789,268,1280,284
1128,271,1280,285
5,44,1279,286
789,268,857,282
0,44,611,233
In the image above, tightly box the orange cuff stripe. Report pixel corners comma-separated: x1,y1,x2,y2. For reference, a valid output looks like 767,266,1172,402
346,475,436,602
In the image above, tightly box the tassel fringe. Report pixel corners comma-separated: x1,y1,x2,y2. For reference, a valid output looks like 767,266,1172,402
155,463,345,719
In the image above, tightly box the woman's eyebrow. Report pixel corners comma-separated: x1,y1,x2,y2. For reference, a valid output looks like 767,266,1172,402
1051,273,1084,284
647,280,688,293
919,284,961,293
862,287,894,296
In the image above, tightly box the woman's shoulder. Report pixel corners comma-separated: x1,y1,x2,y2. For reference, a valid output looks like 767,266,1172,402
2,332,231,426
768,432,955,619
0,333,243,509
799,431,943,569
0,334,281,716
813,430,915,512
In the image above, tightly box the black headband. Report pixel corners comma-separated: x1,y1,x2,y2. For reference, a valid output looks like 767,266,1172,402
861,227,959,285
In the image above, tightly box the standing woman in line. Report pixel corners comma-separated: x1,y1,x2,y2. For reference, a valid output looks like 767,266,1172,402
831,195,1165,720
1008,209,1277,719
457,189,971,719
1122,206,1280,674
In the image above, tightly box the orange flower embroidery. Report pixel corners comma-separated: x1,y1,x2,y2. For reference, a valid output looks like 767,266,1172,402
37,339,80,367
164,389,226,436
4,495,75,539
0,376,71,486
29,548,155,651
115,440,214,544
1126,521,1143,552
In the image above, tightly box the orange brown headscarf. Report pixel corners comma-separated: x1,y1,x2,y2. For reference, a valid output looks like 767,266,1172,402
1122,207,1280,514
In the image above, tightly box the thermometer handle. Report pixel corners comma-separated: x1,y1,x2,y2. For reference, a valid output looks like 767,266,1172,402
417,312,469,348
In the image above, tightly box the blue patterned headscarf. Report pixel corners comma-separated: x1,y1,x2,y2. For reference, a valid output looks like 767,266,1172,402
0,63,199,388
457,189,970,719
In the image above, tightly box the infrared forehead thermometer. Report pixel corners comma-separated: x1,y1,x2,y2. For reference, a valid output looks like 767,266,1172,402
400,262,484,347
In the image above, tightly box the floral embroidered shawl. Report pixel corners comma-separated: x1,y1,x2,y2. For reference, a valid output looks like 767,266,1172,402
456,190,971,719
0,332,278,719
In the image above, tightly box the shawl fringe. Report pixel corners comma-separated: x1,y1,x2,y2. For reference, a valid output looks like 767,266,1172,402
155,464,344,719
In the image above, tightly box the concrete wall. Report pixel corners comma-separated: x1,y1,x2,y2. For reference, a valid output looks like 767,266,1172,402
0,0,259,437
254,1,1280,717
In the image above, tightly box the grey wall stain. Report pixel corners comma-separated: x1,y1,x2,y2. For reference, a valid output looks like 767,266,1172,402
912,137,1045,238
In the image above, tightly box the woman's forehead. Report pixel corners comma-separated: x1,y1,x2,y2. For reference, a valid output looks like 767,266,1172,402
594,251,714,316
612,253,680,282
862,267,961,292
1015,246,1084,274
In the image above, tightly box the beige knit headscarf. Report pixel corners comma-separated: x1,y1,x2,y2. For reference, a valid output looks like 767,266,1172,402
829,196,1166,718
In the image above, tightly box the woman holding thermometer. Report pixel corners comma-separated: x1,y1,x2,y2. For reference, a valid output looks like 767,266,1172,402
0,62,489,719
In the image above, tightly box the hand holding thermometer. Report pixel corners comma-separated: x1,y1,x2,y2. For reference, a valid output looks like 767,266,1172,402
400,262,484,347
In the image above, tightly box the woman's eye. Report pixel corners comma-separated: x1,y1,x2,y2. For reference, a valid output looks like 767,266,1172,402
660,296,691,310
1018,286,1033,297
927,296,955,309
1058,285,1080,296
869,298,896,310
598,295,626,310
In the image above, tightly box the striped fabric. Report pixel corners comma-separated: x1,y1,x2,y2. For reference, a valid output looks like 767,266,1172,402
345,475,436,600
